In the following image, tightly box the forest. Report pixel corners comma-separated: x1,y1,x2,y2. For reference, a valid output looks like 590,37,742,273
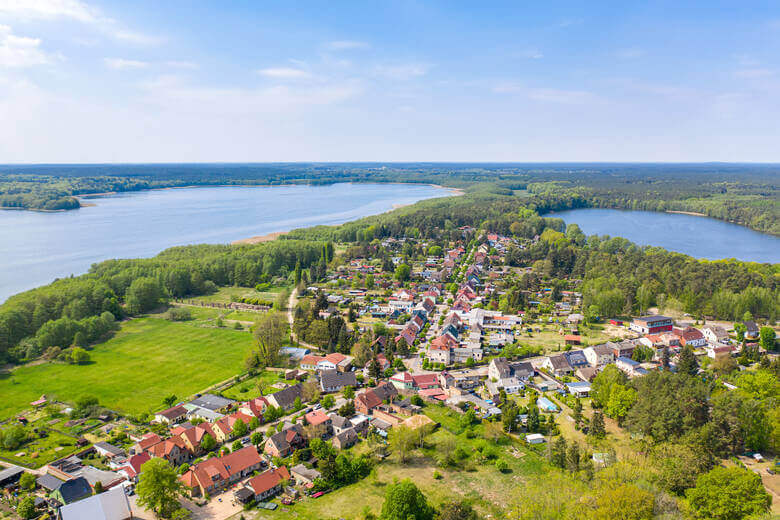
1,162,778,234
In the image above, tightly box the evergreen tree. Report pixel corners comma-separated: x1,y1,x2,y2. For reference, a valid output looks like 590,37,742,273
677,345,699,376
590,411,606,438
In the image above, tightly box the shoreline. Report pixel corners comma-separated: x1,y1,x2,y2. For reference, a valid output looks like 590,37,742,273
232,231,288,245
666,210,707,217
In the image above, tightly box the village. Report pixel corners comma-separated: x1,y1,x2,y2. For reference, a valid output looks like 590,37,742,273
0,229,776,520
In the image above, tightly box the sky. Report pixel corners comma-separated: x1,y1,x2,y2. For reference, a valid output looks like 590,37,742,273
1,0,779,163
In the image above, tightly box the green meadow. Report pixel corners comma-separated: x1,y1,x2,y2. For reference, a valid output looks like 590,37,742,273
0,317,254,419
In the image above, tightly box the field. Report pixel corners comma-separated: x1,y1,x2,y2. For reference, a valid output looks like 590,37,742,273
243,404,550,520
190,285,285,304
0,317,254,419
516,322,624,355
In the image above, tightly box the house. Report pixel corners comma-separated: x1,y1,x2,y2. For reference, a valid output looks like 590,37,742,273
319,369,357,393
412,373,440,389
629,315,674,335
300,354,324,371
93,442,125,459
563,350,589,368
49,476,92,505
389,371,415,390
58,486,132,520
701,325,729,344
583,344,615,367
180,446,263,497
179,423,218,456
608,340,637,359
674,327,707,348
576,366,599,382
333,427,359,450
707,344,736,358
390,398,422,416
290,464,321,486
355,382,398,414
318,353,353,372
303,410,331,437
542,354,573,377
526,433,545,444
246,466,290,501
146,437,189,466
132,433,162,455
265,384,303,411
564,335,581,346
117,453,150,483
264,424,304,458
565,381,591,397
189,394,234,412
744,321,760,340
329,414,353,435
154,405,188,424
0,467,24,488
488,357,512,380
615,356,641,376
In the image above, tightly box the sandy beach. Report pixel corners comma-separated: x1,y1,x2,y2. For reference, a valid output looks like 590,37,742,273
232,231,288,245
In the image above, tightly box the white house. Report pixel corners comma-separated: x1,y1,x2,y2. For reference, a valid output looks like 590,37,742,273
583,344,615,367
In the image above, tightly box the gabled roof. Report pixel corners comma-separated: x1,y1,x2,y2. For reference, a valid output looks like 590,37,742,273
248,466,290,495
320,369,357,389
189,394,234,411
156,405,188,420
59,486,131,520
57,476,92,504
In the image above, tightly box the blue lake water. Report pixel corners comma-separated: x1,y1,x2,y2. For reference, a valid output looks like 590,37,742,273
546,208,779,263
0,183,451,302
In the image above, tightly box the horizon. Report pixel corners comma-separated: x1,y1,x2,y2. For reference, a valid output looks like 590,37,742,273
1,1,779,162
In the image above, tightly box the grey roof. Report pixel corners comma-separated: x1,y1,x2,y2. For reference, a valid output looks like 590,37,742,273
329,414,351,430
334,427,358,446
59,486,131,520
633,315,672,323
290,464,321,481
564,350,588,366
94,442,125,457
547,354,572,371
58,476,93,504
0,467,23,485
268,384,303,409
36,473,65,491
510,361,534,378
189,393,235,411
319,369,357,390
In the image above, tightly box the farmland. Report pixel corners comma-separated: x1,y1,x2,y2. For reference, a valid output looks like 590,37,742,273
0,317,254,419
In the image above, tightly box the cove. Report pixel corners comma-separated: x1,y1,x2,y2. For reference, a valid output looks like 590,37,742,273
0,183,452,302
546,208,779,264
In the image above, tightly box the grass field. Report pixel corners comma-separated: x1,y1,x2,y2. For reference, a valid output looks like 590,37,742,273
192,285,285,304
0,317,254,419
219,371,286,401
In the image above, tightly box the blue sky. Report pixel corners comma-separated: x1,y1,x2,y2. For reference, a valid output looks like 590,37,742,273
1,0,778,162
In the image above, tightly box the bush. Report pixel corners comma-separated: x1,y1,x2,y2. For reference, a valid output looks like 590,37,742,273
163,307,192,321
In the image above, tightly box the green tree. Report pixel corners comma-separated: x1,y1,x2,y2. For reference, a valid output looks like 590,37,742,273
248,416,259,430
343,385,355,399
759,326,776,351
366,274,375,289
18,472,36,490
394,263,411,282
136,458,184,518
69,346,90,364
126,277,164,315
93,480,104,494
605,384,637,426
677,345,699,376
549,436,567,469
686,466,770,520
200,433,216,452
232,418,248,438
163,394,178,408
246,311,287,369
592,483,654,520
379,479,434,520
251,431,263,445
17,496,36,520
590,411,606,438
590,365,627,408
231,440,243,452
388,425,416,463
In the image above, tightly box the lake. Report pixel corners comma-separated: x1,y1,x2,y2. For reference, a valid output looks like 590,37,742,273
546,208,780,263
0,183,451,302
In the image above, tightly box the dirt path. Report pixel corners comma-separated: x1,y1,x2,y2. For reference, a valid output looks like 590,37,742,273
287,288,318,351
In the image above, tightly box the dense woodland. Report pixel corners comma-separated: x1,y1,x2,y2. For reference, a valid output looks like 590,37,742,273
1,163,778,234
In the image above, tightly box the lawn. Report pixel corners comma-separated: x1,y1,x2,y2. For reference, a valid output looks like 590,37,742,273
0,317,254,419
191,285,285,304
219,371,286,401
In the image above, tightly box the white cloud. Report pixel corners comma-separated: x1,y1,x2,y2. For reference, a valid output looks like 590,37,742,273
0,24,49,67
0,0,97,22
326,40,369,51
257,67,310,79
373,63,429,80
0,0,160,45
